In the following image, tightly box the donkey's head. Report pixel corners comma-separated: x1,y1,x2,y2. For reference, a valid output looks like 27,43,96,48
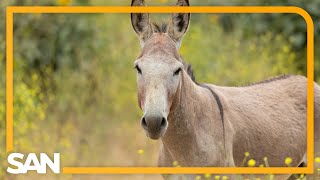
131,0,190,140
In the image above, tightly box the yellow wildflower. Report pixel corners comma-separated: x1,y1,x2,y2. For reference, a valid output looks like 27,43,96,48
214,175,220,180
222,176,228,180
248,159,256,167
57,0,71,6
172,161,178,167
285,157,292,166
137,149,144,155
247,159,256,167
269,174,274,180
315,157,320,163
204,173,211,179
245,152,250,157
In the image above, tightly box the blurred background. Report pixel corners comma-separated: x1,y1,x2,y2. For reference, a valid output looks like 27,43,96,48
0,0,319,179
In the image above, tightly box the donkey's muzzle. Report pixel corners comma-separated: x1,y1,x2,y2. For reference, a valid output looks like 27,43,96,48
141,114,167,140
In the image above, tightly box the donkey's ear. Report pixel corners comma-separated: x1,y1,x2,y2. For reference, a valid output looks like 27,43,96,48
131,0,153,46
168,0,190,49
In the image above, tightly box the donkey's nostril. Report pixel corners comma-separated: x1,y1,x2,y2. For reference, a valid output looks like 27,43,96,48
160,117,167,129
141,117,147,128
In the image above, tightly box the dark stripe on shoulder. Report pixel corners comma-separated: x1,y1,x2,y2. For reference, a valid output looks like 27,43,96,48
199,84,224,122
199,84,226,155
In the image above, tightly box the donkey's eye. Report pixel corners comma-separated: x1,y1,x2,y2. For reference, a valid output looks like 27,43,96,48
135,65,142,74
173,68,182,76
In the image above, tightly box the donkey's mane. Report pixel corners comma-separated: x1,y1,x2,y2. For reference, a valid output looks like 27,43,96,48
180,60,291,87
179,56,197,83
243,74,292,87
186,64,196,82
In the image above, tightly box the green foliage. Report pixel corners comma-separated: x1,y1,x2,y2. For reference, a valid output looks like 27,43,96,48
198,0,320,49
211,0,320,82
181,17,299,85
13,13,99,94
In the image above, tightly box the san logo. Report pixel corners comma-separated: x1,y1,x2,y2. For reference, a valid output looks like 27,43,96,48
7,153,60,174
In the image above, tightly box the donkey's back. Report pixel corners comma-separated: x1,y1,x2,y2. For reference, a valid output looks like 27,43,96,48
212,75,320,167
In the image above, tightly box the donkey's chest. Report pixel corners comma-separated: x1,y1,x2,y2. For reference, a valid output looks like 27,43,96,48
161,130,225,167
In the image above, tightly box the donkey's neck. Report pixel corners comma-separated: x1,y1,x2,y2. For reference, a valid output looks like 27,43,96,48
161,72,225,166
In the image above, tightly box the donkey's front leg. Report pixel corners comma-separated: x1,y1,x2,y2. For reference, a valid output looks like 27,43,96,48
158,143,177,180
158,144,195,180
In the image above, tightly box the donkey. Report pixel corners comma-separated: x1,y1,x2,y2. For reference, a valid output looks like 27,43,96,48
130,0,320,179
